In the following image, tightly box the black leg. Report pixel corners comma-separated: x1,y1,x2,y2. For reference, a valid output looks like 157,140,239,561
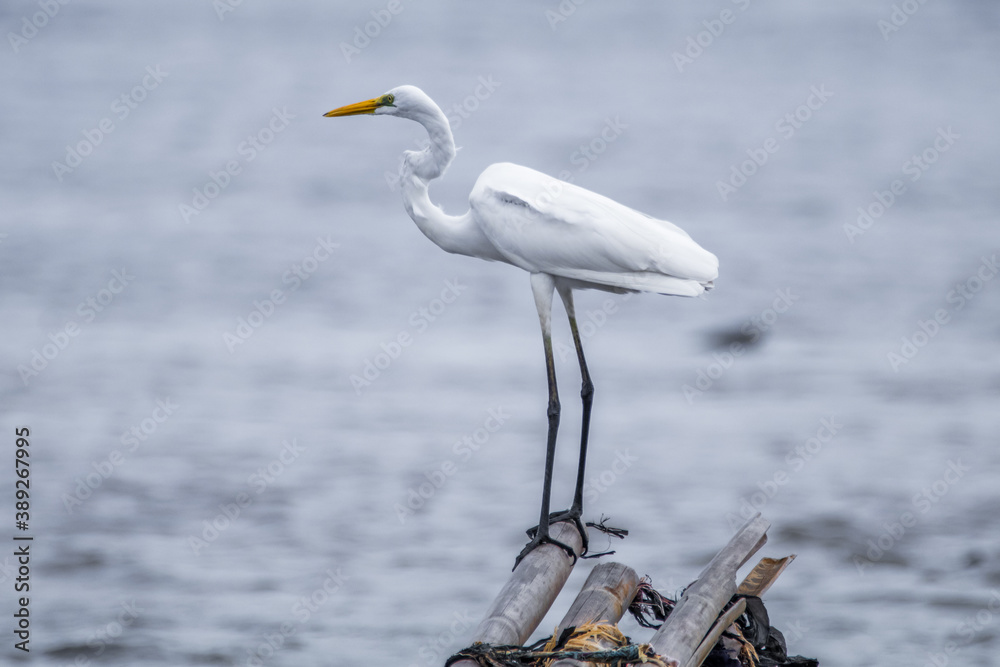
567,312,594,516
515,275,579,570
533,286,592,554
514,331,577,569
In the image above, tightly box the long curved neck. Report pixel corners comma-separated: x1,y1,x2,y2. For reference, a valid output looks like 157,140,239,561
403,102,456,181
400,102,505,262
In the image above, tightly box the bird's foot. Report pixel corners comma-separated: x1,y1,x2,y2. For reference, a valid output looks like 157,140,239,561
526,508,589,552
522,507,589,558
513,527,578,571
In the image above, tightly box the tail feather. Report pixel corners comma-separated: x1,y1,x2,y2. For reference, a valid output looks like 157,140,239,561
554,268,711,297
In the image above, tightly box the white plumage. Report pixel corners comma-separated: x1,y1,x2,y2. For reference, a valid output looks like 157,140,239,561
325,85,718,567
469,162,718,296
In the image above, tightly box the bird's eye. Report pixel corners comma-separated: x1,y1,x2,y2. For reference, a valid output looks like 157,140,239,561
380,94,395,107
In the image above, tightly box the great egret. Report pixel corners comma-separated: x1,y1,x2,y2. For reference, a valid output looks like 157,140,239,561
325,85,718,568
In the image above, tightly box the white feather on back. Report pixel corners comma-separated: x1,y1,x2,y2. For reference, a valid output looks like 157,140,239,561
469,163,718,296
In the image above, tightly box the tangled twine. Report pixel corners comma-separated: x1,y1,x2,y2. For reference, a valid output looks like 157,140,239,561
446,622,671,667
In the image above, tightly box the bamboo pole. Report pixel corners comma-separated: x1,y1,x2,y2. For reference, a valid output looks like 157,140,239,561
686,597,746,667
693,554,799,666
711,555,798,664
549,562,640,667
649,514,770,667
449,521,584,667
737,555,796,597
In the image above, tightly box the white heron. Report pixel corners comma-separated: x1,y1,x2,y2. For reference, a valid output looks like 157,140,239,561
325,85,718,568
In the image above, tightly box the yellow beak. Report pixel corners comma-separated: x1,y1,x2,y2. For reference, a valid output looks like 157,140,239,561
323,97,381,117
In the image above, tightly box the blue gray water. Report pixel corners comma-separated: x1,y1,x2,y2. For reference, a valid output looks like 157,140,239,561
2,1,1000,665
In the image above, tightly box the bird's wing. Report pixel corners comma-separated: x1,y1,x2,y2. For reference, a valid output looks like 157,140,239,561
468,163,718,295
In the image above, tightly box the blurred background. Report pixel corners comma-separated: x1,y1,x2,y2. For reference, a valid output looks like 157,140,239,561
2,1,999,665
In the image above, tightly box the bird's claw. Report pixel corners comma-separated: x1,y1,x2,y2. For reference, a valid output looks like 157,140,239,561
515,510,591,570
513,531,578,571
526,509,590,554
